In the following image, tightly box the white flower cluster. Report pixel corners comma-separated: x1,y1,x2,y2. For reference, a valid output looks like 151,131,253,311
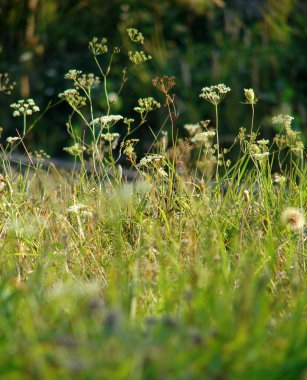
91,115,123,125
10,99,40,117
101,132,120,142
273,173,286,185
157,167,168,177
257,139,269,146
59,89,86,108
64,69,82,80
199,84,231,105
272,114,294,128
67,203,92,217
191,131,216,143
184,123,201,136
250,142,270,161
137,154,164,168
6,136,20,144
272,114,304,155
252,152,270,160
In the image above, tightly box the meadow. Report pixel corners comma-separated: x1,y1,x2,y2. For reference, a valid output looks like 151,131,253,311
0,29,306,380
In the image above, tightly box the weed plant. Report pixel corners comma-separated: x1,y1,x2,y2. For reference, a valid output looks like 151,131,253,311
0,29,306,380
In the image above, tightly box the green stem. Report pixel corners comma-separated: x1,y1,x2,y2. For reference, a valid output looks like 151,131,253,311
215,104,219,182
23,114,27,136
250,103,254,141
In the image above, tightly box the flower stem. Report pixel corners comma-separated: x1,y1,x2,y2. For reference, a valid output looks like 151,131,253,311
215,104,219,182
250,103,254,141
23,114,26,136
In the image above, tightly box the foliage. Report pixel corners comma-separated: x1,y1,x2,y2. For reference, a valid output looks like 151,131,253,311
0,23,306,380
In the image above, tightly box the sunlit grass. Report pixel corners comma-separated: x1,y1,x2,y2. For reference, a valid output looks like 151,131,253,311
0,29,306,380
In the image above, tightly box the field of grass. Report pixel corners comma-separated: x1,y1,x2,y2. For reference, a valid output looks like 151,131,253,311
0,30,306,380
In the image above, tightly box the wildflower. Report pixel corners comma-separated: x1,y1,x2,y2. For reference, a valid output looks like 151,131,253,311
64,71,101,91
252,152,270,160
123,118,134,131
281,208,305,231
157,168,168,178
137,154,164,168
0,73,16,95
272,114,294,128
59,89,86,108
273,173,286,185
64,70,82,80
88,37,108,55
101,132,120,142
128,51,151,65
90,115,123,125
108,92,118,103
122,139,138,161
124,118,134,125
272,114,304,155
75,73,100,90
67,204,91,216
6,136,20,144
257,139,269,146
184,123,201,136
127,28,144,44
135,97,161,113
63,143,86,156
199,84,231,105
192,131,215,143
244,88,257,104
10,98,40,117
152,76,176,96
34,149,50,163
124,144,134,157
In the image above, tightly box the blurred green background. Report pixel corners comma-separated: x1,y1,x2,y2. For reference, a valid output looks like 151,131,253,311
0,0,306,156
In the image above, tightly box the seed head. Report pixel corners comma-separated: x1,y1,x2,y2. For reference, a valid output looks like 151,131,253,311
281,208,305,231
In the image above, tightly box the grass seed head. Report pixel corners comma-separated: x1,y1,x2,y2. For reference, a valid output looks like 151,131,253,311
281,208,305,231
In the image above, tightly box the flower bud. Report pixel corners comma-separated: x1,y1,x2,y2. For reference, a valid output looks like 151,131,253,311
244,88,255,104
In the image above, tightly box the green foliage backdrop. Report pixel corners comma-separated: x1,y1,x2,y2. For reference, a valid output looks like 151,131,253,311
0,0,306,154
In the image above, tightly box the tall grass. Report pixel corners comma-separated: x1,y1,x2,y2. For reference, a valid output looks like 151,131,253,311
0,29,306,380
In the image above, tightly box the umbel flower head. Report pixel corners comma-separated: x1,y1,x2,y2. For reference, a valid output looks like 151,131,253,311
59,89,86,108
199,84,231,105
127,28,144,44
10,99,40,117
63,143,86,156
281,207,305,231
90,115,123,125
